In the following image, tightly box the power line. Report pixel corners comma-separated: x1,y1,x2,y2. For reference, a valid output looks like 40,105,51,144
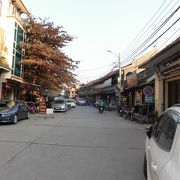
127,1,179,54
122,0,178,56
121,6,180,65
76,63,113,72
122,18,180,66
122,0,170,54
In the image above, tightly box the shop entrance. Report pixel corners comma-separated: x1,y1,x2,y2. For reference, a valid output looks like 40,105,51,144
168,80,180,107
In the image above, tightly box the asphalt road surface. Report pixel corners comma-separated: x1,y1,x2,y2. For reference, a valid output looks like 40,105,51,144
0,106,146,180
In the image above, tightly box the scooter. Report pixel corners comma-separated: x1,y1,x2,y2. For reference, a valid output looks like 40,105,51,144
99,106,104,113
118,105,124,117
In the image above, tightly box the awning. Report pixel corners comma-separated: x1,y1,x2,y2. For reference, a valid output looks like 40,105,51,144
147,74,155,83
5,78,42,89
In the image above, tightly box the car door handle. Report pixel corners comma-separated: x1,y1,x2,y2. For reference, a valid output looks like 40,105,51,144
151,161,157,172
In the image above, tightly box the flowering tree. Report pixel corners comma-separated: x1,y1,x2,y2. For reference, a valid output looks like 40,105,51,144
21,16,78,90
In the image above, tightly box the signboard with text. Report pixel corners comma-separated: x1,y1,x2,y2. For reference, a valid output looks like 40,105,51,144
145,96,154,104
127,72,137,88
94,78,112,89
39,102,46,113
154,53,180,77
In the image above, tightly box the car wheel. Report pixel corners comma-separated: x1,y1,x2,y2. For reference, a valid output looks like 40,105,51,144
13,115,18,124
143,153,147,179
26,112,30,119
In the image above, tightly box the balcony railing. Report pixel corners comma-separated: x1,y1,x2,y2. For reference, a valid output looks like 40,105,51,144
7,12,25,26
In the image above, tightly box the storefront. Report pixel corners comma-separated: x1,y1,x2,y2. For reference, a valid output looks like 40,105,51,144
140,37,180,116
167,79,180,106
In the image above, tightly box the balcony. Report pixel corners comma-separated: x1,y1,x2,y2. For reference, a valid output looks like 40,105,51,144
7,11,25,27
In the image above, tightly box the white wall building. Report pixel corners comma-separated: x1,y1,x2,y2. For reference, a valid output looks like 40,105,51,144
0,0,29,100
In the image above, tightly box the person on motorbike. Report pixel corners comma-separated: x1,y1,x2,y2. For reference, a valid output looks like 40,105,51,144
99,99,105,112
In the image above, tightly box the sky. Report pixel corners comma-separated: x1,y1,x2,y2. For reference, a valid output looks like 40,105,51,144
22,0,180,84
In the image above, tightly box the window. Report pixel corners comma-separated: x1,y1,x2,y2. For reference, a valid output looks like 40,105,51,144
54,100,65,104
158,117,177,151
153,115,168,140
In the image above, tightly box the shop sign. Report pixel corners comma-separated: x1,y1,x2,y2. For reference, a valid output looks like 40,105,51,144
94,78,112,89
154,53,180,77
145,96,154,104
136,91,142,101
127,72,137,88
137,68,155,85
39,102,46,113
143,86,153,97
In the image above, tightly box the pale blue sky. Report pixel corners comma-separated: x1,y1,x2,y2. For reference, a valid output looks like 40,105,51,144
22,0,179,83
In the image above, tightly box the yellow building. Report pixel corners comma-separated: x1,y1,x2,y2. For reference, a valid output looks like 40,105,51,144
121,48,158,106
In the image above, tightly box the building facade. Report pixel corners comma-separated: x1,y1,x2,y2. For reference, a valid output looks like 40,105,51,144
140,37,180,116
0,0,29,100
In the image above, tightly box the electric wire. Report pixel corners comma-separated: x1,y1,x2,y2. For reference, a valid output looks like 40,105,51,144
121,0,179,64
123,0,178,56
122,29,180,68
122,0,170,54
79,1,180,82
121,6,180,65
76,63,113,72
122,5,180,64
121,18,180,66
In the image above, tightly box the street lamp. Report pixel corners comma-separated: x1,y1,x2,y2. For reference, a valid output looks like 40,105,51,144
107,50,122,105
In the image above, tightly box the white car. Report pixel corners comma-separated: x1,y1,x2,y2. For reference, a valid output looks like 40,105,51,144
144,105,180,180
66,99,76,108
52,98,68,112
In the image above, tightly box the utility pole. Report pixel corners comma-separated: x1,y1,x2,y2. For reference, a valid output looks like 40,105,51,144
118,52,121,105
107,50,122,105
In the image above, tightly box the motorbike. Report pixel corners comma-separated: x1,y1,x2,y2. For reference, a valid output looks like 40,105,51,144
124,106,134,121
117,105,124,116
118,106,124,117
99,106,104,113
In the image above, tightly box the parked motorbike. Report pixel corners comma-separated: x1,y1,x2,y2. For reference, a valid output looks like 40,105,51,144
27,102,39,114
118,106,124,117
124,106,134,121
117,105,124,117
129,107,134,121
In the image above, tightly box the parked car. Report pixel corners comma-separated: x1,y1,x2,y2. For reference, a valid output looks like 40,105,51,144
143,105,180,180
66,99,76,108
0,100,30,124
52,98,68,112
76,98,87,106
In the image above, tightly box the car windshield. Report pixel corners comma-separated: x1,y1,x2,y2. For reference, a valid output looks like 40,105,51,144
54,100,65,104
0,100,17,108
67,99,75,103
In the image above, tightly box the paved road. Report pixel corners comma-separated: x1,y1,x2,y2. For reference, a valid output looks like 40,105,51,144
0,106,146,180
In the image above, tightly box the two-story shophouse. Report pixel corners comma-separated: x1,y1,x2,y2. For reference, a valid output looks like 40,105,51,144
140,37,180,116
0,0,29,100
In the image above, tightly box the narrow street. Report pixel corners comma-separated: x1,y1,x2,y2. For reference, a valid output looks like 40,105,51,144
0,106,146,180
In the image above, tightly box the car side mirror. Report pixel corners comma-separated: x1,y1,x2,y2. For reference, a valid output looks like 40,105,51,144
145,125,153,139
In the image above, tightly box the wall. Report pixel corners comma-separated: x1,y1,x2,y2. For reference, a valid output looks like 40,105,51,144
155,74,164,116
